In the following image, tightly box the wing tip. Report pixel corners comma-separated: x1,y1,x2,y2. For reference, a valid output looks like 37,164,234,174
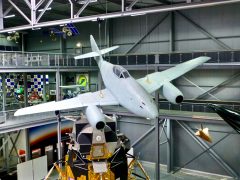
198,56,211,61
14,110,22,116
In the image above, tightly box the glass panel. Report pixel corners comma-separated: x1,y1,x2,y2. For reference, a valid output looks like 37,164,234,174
123,71,130,78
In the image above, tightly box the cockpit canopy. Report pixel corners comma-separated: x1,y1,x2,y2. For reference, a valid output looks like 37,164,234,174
113,65,130,79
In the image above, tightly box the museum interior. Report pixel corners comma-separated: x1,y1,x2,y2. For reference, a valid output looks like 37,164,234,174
0,0,240,180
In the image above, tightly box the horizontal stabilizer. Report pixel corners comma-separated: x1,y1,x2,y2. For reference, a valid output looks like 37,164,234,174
60,85,81,89
100,46,119,54
74,46,119,60
74,52,99,59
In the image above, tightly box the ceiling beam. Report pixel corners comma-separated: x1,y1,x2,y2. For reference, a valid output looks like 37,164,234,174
1,0,240,33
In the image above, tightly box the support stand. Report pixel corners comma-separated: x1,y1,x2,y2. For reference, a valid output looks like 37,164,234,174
55,110,62,168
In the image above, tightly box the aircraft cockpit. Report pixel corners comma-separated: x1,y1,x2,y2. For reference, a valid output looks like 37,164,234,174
113,65,130,79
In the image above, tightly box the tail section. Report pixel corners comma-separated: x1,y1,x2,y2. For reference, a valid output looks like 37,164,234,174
90,35,100,54
74,35,119,65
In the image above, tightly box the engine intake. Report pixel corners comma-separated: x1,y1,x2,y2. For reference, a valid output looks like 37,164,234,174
161,82,184,104
85,105,106,130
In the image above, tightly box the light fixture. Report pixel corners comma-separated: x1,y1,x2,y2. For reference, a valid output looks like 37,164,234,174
76,42,82,48
38,7,52,12
4,14,15,18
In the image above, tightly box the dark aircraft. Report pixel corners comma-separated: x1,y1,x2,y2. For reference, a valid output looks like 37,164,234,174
208,104,240,134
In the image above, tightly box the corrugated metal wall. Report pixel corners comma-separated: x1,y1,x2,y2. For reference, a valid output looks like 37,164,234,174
111,3,240,54
26,4,240,54
118,117,240,177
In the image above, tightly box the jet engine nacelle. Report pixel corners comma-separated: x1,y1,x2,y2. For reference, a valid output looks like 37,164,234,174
85,105,106,130
160,82,183,104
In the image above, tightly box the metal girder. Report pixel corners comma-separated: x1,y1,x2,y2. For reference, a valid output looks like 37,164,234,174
0,136,9,152
177,121,238,178
131,126,155,147
182,76,220,101
31,0,36,25
56,111,62,168
24,0,31,9
172,126,232,174
36,0,46,10
155,117,160,180
155,65,160,180
68,0,74,19
194,72,240,99
124,13,169,55
24,129,31,161
166,119,173,172
56,70,60,101
1,0,240,33
8,0,31,24
169,12,175,52
177,11,232,50
0,0,3,29
121,0,125,12
159,119,167,139
23,73,28,107
3,6,13,17
126,0,139,11
75,0,91,17
8,131,22,163
36,0,53,23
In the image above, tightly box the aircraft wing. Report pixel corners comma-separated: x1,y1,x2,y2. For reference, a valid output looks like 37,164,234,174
14,89,119,116
137,56,210,94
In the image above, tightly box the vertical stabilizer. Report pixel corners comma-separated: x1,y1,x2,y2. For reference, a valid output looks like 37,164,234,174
74,35,119,64
90,35,102,64
90,35,100,53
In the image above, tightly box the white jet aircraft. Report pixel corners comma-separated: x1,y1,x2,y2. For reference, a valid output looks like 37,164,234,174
14,35,210,130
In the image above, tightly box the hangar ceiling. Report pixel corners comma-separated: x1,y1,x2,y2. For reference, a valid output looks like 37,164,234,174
2,0,184,27
1,0,240,32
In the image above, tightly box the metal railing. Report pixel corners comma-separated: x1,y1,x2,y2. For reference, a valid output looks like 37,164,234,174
0,49,239,68
159,101,240,113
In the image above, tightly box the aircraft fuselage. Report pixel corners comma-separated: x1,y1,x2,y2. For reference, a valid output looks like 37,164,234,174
99,59,158,120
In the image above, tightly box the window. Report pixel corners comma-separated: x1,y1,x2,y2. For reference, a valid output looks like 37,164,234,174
113,65,130,79
113,66,121,77
123,71,130,78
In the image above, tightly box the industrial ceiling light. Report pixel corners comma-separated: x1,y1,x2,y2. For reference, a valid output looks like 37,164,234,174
4,14,15,18
76,42,82,47
38,7,52,12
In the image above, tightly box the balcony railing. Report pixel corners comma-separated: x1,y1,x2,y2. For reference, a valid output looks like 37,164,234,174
0,50,239,68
